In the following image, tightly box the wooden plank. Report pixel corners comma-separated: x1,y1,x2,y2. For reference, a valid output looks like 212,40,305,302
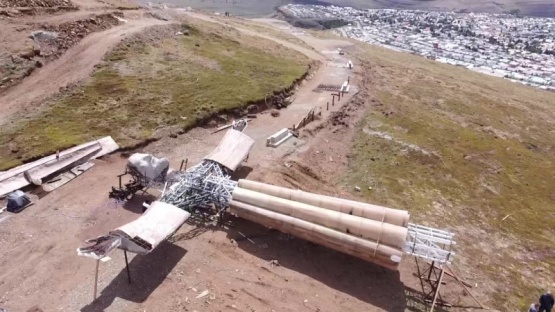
42,162,95,192
430,262,472,287
446,266,485,308
429,266,446,312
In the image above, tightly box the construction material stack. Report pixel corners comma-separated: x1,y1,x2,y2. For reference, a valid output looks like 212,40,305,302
229,180,410,270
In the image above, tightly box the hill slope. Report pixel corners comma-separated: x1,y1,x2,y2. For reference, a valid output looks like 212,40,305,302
0,17,310,169
342,36,555,309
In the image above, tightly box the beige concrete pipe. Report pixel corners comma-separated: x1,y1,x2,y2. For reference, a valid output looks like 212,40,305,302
232,187,408,250
229,200,403,270
237,179,409,227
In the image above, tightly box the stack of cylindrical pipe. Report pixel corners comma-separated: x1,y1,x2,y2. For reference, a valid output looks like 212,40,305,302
229,180,410,270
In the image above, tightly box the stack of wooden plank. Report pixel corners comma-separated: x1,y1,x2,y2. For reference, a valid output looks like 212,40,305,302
229,180,410,270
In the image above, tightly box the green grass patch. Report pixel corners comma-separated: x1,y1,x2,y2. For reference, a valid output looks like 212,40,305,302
0,22,309,170
344,43,555,310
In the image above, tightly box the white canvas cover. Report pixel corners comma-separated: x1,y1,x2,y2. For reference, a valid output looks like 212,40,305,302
116,201,190,253
204,129,254,171
77,201,190,259
127,153,170,180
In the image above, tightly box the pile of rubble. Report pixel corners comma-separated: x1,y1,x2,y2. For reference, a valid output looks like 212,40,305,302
39,12,123,53
0,13,122,91
0,0,74,8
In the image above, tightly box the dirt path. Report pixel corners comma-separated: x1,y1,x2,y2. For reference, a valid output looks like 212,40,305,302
0,14,411,312
0,16,168,125
186,12,325,61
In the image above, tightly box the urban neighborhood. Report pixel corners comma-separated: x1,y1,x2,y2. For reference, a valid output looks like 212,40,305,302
281,4,555,90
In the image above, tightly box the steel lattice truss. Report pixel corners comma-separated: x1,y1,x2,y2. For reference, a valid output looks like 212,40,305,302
404,223,456,264
160,160,237,213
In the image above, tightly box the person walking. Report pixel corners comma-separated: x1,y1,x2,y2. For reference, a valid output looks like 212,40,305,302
539,291,554,312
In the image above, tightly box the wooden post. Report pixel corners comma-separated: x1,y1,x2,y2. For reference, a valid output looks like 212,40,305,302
430,265,446,312
446,266,484,309
332,95,335,106
327,102,329,111
93,260,100,301
124,250,131,284
428,261,435,281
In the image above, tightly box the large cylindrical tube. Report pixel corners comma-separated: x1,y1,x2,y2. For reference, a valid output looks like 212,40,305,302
229,200,402,270
237,179,409,227
232,187,408,249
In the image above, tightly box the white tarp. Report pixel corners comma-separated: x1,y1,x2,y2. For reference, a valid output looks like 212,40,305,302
127,153,170,180
0,136,119,197
77,201,190,259
204,129,254,171
117,201,190,254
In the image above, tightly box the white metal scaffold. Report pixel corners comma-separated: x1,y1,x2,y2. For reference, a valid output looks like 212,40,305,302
404,223,455,264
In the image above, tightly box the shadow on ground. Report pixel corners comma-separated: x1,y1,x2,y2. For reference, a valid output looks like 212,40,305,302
80,242,187,312
121,193,157,213
231,165,253,180
219,216,407,311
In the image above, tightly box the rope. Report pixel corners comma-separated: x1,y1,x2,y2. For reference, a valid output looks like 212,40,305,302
373,208,387,258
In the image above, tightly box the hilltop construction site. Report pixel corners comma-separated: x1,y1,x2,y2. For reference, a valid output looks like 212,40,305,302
0,0,554,311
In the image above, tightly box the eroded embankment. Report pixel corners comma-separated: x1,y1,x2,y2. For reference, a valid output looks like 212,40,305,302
0,20,314,169
0,12,123,92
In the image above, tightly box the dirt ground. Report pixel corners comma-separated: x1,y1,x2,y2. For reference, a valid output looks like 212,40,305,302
0,6,479,312
0,8,168,125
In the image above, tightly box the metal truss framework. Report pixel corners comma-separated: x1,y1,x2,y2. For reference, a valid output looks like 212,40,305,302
160,160,236,214
404,223,456,264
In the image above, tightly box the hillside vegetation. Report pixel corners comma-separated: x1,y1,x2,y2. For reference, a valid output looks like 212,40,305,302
0,19,310,170
343,41,555,309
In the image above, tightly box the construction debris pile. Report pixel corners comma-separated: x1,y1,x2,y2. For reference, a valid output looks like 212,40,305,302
160,160,237,214
0,13,122,92
37,13,124,58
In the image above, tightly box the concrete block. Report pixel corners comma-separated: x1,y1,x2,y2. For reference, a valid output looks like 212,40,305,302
341,81,350,93
267,128,293,148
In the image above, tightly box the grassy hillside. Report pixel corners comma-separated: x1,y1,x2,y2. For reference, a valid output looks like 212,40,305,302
343,42,555,309
0,19,309,170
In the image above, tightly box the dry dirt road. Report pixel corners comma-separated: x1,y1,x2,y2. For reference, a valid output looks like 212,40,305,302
0,12,454,312
0,14,168,126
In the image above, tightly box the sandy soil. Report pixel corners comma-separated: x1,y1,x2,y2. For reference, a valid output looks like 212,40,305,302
0,10,477,312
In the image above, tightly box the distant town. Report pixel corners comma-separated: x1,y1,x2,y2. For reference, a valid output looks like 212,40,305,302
280,4,555,91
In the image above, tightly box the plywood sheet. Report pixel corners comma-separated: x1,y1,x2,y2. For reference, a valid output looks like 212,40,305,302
117,201,190,254
204,129,254,171
0,136,118,196
42,162,95,193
